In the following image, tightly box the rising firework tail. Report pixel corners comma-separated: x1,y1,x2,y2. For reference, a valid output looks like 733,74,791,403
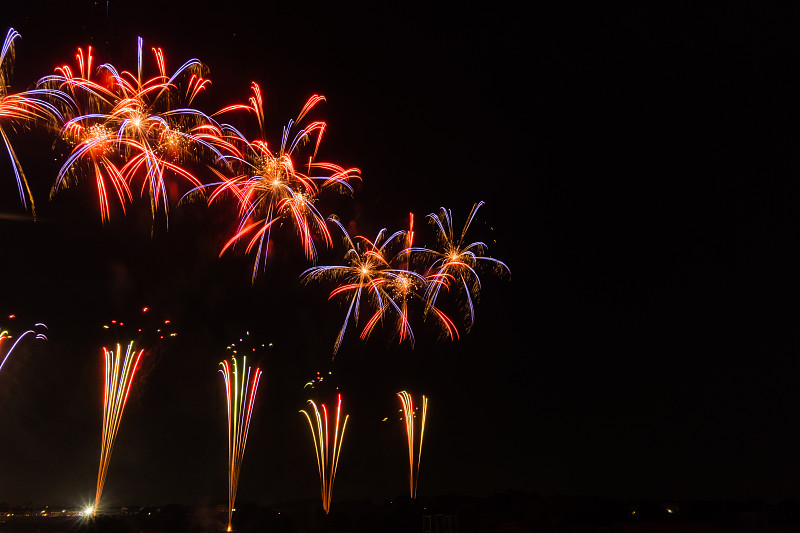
300,393,349,514
95,341,144,512
397,391,427,499
219,356,261,532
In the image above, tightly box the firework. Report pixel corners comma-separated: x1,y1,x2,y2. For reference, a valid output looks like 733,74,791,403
302,217,456,355
0,28,65,215
301,217,408,354
43,38,220,223
100,305,178,343
410,201,510,332
397,391,427,499
0,320,47,374
219,356,261,532
388,213,460,344
303,370,333,390
95,341,144,512
300,393,349,513
202,82,359,281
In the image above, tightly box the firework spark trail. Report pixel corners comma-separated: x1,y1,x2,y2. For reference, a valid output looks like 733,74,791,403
0,28,66,215
201,82,359,281
397,391,427,499
0,323,47,374
42,37,221,224
95,341,144,512
219,356,261,532
300,394,349,513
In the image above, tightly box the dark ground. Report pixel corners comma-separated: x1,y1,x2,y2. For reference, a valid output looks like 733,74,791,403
2,494,800,533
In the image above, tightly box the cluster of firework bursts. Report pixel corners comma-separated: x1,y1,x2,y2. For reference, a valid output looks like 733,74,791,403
304,203,510,354
1,26,359,258
0,27,508,355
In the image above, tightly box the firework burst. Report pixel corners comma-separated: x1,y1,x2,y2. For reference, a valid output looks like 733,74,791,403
300,393,349,514
0,28,65,215
202,82,360,281
410,201,510,332
43,38,219,224
302,217,456,355
219,355,262,532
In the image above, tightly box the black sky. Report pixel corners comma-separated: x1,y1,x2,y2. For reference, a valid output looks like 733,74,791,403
0,0,798,511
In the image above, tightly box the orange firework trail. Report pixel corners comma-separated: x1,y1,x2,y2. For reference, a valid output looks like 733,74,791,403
203,82,360,281
397,391,427,499
95,341,144,512
300,394,349,514
219,356,261,532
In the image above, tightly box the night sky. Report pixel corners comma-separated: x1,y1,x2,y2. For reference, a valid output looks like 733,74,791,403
0,1,798,512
